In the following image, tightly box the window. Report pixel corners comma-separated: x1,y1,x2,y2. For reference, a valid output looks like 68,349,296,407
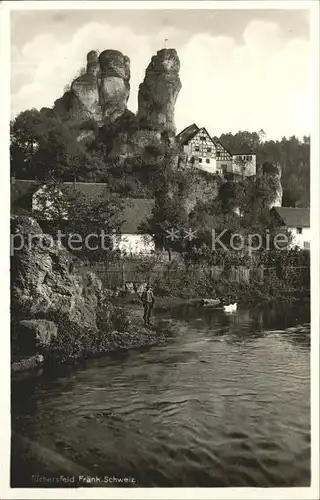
206,159,210,164
207,148,212,153
199,158,203,163
297,227,303,234
200,136,206,141
216,152,221,158
195,147,199,152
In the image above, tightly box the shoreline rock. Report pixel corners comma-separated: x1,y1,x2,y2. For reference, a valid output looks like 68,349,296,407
17,319,57,351
11,354,44,373
11,216,106,331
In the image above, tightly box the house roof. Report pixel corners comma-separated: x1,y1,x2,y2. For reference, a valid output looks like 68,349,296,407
177,125,234,159
176,123,200,145
215,141,232,159
271,207,310,228
11,180,155,234
120,198,154,233
11,179,38,214
218,142,255,156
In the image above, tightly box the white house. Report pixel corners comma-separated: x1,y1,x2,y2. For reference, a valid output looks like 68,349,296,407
270,207,310,249
177,124,231,175
11,179,156,255
115,198,155,255
230,153,256,178
176,124,256,178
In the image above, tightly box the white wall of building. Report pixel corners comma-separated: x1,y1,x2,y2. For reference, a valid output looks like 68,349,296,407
184,128,222,174
289,226,310,249
114,234,155,255
194,157,217,174
216,160,232,175
231,155,256,177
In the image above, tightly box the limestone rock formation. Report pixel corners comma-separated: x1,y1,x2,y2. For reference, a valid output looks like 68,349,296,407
138,49,182,136
99,49,130,125
52,49,131,128
261,162,283,208
17,319,58,351
11,216,105,331
182,172,221,213
70,50,102,124
11,354,44,373
39,47,184,176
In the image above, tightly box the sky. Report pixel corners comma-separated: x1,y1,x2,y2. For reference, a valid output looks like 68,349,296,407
10,8,310,141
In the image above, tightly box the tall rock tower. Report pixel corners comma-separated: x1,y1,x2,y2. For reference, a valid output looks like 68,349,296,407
137,48,182,138
52,49,131,128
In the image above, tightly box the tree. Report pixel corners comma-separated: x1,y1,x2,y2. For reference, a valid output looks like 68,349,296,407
10,109,84,181
218,131,310,208
33,178,124,262
139,150,190,260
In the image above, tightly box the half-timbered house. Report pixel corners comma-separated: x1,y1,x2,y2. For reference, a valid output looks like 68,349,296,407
177,124,256,178
177,124,231,175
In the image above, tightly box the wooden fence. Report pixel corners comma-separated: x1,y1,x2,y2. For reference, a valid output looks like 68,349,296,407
75,260,310,291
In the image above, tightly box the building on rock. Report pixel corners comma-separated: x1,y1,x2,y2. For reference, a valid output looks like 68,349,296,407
176,124,256,179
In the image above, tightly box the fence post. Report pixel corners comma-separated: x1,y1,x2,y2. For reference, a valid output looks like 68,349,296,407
121,260,125,286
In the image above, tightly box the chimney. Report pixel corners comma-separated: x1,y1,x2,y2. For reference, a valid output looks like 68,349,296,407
73,177,77,188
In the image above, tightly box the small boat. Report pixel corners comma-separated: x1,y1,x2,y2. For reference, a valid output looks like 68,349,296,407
200,298,221,307
223,302,237,313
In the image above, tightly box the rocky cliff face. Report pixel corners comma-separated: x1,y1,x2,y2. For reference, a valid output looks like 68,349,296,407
53,49,131,128
261,162,283,208
99,49,131,125
138,49,182,136
11,216,105,330
50,47,182,155
183,172,221,213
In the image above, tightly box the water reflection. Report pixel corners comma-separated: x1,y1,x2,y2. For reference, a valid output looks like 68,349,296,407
156,301,310,349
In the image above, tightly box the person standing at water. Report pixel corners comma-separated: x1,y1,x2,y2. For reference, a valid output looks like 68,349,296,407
141,284,155,326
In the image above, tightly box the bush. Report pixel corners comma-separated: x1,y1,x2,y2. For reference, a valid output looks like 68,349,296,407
152,266,309,303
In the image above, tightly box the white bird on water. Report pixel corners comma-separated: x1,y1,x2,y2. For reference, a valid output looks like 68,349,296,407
223,303,237,313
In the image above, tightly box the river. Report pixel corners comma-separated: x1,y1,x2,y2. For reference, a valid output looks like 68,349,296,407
11,301,310,488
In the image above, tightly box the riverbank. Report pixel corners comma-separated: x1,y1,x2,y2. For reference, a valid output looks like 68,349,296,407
10,216,177,375
113,287,310,309
11,285,309,375
11,312,173,374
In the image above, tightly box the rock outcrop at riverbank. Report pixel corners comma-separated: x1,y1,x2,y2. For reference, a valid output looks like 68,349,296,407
11,216,104,330
11,216,167,370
